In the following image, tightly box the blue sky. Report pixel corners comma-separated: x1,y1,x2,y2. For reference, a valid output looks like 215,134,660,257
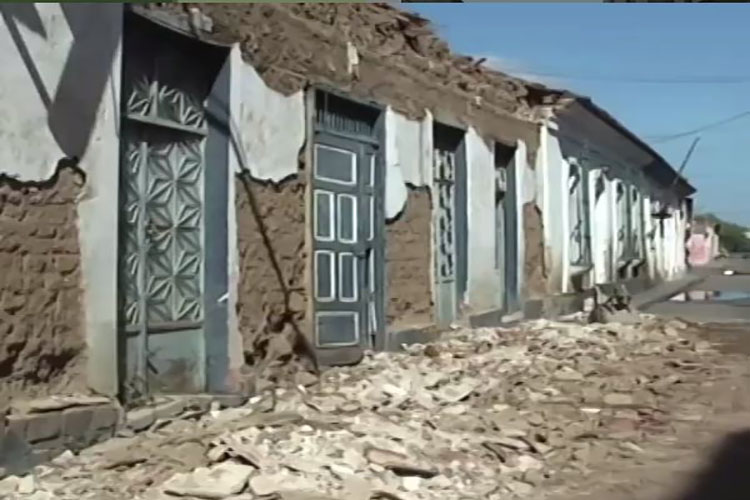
407,3,750,226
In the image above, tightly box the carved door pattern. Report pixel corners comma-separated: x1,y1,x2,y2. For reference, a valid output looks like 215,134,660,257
119,15,219,399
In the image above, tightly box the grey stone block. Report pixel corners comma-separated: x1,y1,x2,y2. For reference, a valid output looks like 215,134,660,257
154,399,185,420
183,395,212,412
26,413,61,444
386,327,441,352
523,299,544,320
62,408,94,442
88,425,115,446
6,415,28,439
213,394,247,409
468,309,504,328
30,435,64,453
90,405,119,430
126,408,155,432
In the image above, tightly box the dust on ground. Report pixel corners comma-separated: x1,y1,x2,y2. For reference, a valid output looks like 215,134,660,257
2,316,750,500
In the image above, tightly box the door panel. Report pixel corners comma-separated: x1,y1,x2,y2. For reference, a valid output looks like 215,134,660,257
119,14,227,399
312,136,370,350
120,125,207,396
311,90,385,359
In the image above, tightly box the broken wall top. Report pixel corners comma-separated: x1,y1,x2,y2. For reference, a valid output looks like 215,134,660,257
148,3,567,150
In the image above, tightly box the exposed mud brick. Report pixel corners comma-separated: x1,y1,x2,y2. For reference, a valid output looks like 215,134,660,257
147,3,543,151
523,202,547,299
0,165,87,401
386,188,433,329
235,174,307,359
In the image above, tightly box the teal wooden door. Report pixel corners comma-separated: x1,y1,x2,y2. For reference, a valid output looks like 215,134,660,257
119,13,221,400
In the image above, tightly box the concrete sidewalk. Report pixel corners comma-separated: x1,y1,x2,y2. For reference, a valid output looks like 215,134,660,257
632,273,705,310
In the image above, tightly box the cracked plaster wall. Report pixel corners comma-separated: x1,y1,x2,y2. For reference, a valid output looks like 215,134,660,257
0,3,123,396
540,113,691,294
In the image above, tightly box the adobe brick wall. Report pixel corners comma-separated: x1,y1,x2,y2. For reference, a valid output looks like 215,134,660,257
523,201,547,299
0,165,87,404
0,394,248,477
235,174,307,361
2,400,120,469
386,187,433,329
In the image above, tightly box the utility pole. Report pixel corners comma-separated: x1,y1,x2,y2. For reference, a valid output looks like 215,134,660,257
670,136,700,191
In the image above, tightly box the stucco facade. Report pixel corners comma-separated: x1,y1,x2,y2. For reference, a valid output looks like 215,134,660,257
536,99,693,297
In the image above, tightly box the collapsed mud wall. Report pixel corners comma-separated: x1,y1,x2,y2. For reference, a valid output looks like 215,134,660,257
0,164,87,403
386,187,433,329
151,3,547,151
234,175,307,363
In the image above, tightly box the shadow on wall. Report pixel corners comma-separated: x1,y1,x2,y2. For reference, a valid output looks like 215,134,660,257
0,3,120,160
206,90,314,376
666,429,750,500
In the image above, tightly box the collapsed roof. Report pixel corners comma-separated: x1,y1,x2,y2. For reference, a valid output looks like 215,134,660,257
141,2,693,196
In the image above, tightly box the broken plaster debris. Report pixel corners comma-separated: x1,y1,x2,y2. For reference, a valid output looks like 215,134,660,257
2,316,745,500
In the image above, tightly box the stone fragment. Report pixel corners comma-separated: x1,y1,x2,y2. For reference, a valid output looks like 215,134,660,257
603,393,635,407
26,491,54,500
0,476,20,496
126,408,155,432
553,368,584,381
402,476,421,491
342,475,372,500
18,474,36,494
11,396,111,414
248,474,284,497
162,463,253,498
364,447,437,478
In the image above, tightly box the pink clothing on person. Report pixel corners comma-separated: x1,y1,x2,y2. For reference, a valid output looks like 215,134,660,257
686,233,711,267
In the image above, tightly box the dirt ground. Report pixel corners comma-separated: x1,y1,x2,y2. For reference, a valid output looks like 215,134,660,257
544,322,750,500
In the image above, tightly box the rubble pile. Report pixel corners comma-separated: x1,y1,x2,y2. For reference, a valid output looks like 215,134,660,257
0,316,744,500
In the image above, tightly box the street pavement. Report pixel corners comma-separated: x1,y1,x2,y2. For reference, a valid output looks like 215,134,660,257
642,260,750,324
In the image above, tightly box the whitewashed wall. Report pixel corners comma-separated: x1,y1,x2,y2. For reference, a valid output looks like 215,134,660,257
537,120,568,294
0,3,123,395
384,109,527,315
226,45,306,373
466,127,499,311
540,112,692,295
591,171,614,284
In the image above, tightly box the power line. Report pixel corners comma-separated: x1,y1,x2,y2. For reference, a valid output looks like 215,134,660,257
514,70,750,85
645,110,750,144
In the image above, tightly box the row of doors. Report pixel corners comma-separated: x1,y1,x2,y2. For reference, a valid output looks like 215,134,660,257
117,11,520,399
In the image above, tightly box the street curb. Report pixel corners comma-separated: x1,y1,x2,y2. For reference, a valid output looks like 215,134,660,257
632,274,705,311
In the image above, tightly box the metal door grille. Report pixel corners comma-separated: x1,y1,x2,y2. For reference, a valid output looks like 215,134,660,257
433,148,458,325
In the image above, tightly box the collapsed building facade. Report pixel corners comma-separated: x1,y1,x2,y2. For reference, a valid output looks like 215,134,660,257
0,2,694,403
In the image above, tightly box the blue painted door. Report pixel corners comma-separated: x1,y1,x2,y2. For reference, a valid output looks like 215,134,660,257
119,13,226,399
